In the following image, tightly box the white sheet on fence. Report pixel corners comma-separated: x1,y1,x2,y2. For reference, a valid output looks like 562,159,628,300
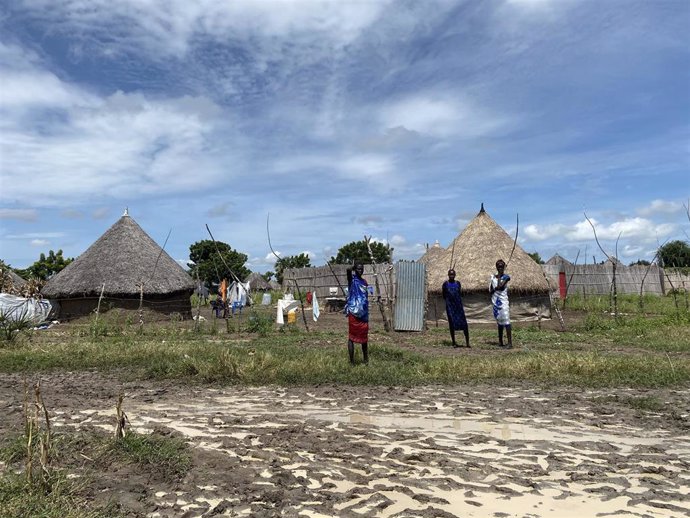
0,293,52,324
312,292,320,322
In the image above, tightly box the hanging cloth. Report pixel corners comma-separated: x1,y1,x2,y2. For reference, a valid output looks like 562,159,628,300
312,292,320,322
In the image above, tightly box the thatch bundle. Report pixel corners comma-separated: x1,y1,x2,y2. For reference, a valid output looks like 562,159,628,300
42,213,193,299
426,206,549,294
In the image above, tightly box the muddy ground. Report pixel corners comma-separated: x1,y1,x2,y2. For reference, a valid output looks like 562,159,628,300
1,372,688,517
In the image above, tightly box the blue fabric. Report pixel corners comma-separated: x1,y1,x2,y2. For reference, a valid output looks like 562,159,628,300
442,280,467,330
345,276,369,322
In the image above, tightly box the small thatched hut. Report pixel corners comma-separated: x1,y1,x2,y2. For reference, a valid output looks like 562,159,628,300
426,205,551,323
245,272,272,291
545,254,573,267
42,211,194,319
0,267,27,293
418,241,445,266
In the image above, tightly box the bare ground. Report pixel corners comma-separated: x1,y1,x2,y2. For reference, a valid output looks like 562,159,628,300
1,372,688,517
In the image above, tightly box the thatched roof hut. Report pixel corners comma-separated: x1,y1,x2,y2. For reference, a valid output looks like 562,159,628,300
0,267,27,293
245,272,272,291
545,254,573,267
42,211,194,319
418,241,445,265
425,205,551,323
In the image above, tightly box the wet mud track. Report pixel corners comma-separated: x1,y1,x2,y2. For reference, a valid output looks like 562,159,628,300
1,373,688,517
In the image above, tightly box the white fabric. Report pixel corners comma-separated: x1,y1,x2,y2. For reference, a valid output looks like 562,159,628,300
0,293,52,325
227,281,250,307
276,298,300,324
490,275,511,325
261,293,272,305
312,292,320,322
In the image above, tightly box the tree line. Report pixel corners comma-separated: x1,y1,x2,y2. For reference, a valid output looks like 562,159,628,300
6,239,688,286
3,239,393,288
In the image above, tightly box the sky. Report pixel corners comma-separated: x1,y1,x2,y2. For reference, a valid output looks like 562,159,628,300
1,0,688,274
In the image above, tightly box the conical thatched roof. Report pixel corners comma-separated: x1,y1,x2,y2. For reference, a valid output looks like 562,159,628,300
418,240,445,265
245,272,271,291
42,213,194,298
0,267,27,292
545,254,573,266
427,206,549,293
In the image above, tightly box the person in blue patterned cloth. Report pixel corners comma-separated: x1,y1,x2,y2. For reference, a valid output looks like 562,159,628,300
345,263,369,364
442,269,470,348
489,259,512,349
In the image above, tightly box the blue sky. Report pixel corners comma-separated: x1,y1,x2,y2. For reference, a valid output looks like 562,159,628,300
1,0,688,273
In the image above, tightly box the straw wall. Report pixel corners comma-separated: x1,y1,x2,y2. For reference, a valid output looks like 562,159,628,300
541,264,688,296
282,264,395,300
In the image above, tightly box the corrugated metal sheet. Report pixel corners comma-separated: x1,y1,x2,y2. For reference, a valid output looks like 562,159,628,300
394,261,426,331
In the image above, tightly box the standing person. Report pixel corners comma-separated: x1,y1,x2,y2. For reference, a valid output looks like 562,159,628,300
442,269,470,348
489,259,512,348
345,263,369,364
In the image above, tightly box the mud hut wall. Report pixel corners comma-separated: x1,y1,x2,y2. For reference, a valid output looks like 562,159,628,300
282,264,395,300
542,264,666,296
427,292,551,323
52,292,193,320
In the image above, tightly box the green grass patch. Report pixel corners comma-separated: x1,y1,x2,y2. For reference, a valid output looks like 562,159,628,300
1,299,688,388
0,471,120,518
106,431,190,481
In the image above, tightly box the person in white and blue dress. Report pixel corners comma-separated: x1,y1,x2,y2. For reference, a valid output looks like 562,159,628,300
489,259,512,349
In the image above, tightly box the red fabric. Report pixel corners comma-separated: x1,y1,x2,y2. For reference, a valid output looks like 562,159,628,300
348,313,369,344
306,291,313,304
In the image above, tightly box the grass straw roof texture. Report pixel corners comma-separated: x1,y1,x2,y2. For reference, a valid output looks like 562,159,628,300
545,253,573,266
42,215,194,298
418,240,445,265
427,207,549,294
245,272,272,291
1,268,27,290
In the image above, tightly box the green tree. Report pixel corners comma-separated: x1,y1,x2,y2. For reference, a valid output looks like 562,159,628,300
657,240,690,268
274,253,311,284
20,249,73,280
329,240,392,265
261,271,274,282
188,240,250,287
629,259,651,266
527,251,544,264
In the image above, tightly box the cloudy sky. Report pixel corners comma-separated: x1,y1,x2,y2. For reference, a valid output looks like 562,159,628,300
1,0,688,273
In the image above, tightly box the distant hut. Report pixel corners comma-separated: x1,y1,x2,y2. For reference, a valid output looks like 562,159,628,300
418,241,445,265
245,272,272,291
426,205,551,322
42,211,194,319
0,267,27,293
545,254,573,267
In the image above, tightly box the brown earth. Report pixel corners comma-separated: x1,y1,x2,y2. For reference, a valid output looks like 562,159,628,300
1,371,688,517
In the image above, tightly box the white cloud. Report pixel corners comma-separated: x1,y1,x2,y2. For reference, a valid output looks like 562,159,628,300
1,80,228,206
523,217,676,245
30,239,49,246
7,232,66,239
12,1,390,59
637,199,683,217
379,94,510,139
0,208,38,221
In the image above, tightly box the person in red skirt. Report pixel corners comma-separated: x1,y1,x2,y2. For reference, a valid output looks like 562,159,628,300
345,263,369,364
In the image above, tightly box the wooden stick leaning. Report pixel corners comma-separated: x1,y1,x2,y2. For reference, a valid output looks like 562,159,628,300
364,235,391,332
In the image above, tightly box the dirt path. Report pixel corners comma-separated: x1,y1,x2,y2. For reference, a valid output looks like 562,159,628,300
1,373,688,517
